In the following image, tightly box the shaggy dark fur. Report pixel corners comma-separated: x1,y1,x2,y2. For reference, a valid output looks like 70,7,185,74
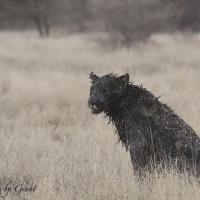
88,72,200,176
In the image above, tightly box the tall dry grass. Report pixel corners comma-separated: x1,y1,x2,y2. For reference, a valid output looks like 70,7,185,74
0,30,200,199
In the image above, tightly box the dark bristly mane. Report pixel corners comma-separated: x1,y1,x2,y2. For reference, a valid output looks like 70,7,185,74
88,72,200,176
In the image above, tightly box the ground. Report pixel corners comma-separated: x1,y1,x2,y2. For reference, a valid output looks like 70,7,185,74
0,31,200,199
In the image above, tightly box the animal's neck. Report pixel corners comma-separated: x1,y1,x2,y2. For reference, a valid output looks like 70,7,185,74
107,90,132,147
106,84,149,148
108,85,134,119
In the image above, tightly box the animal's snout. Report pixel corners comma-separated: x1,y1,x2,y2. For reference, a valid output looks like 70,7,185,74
88,96,98,107
90,102,97,107
88,96,102,114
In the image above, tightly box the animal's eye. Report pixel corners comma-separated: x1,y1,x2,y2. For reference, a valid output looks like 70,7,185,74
103,89,108,93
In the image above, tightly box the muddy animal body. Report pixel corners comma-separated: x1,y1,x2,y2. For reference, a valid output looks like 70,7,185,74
88,72,200,175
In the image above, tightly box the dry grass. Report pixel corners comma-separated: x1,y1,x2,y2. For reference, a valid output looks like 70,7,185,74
0,30,200,199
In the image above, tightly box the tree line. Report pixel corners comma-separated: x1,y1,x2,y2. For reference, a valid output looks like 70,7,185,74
0,0,199,47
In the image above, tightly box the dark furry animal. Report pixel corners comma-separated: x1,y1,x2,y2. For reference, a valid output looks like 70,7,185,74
88,72,200,176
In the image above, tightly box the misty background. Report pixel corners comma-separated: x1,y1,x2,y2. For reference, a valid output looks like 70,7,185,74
0,0,199,48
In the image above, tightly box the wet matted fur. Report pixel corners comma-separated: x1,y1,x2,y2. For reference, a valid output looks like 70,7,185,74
88,72,200,176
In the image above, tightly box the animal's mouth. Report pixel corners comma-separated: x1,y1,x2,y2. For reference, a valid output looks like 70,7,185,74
89,104,102,114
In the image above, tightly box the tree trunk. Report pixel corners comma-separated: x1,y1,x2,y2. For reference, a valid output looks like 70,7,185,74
121,29,132,49
43,15,50,36
34,17,44,37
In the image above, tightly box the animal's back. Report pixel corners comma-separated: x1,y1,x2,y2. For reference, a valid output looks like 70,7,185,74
115,84,200,173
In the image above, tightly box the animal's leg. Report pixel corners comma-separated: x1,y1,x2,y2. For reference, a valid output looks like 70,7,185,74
130,140,148,172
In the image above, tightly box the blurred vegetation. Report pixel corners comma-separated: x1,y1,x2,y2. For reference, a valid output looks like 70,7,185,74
0,0,199,47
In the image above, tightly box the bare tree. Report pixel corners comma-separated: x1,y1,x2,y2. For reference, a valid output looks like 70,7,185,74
0,0,95,35
0,0,61,37
97,0,169,48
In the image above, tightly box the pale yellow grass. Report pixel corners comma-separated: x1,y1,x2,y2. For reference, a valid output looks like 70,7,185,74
0,30,200,199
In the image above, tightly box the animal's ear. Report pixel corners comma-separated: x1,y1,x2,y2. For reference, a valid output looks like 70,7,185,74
117,73,129,90
89,72,99,84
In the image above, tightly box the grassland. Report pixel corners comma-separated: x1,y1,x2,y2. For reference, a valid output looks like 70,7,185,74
0,31,200,199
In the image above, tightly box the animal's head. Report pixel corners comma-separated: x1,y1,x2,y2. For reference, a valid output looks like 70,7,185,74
88,72,129,114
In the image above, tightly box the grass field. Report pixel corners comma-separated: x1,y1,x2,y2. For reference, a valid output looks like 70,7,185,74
0,30,200,199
